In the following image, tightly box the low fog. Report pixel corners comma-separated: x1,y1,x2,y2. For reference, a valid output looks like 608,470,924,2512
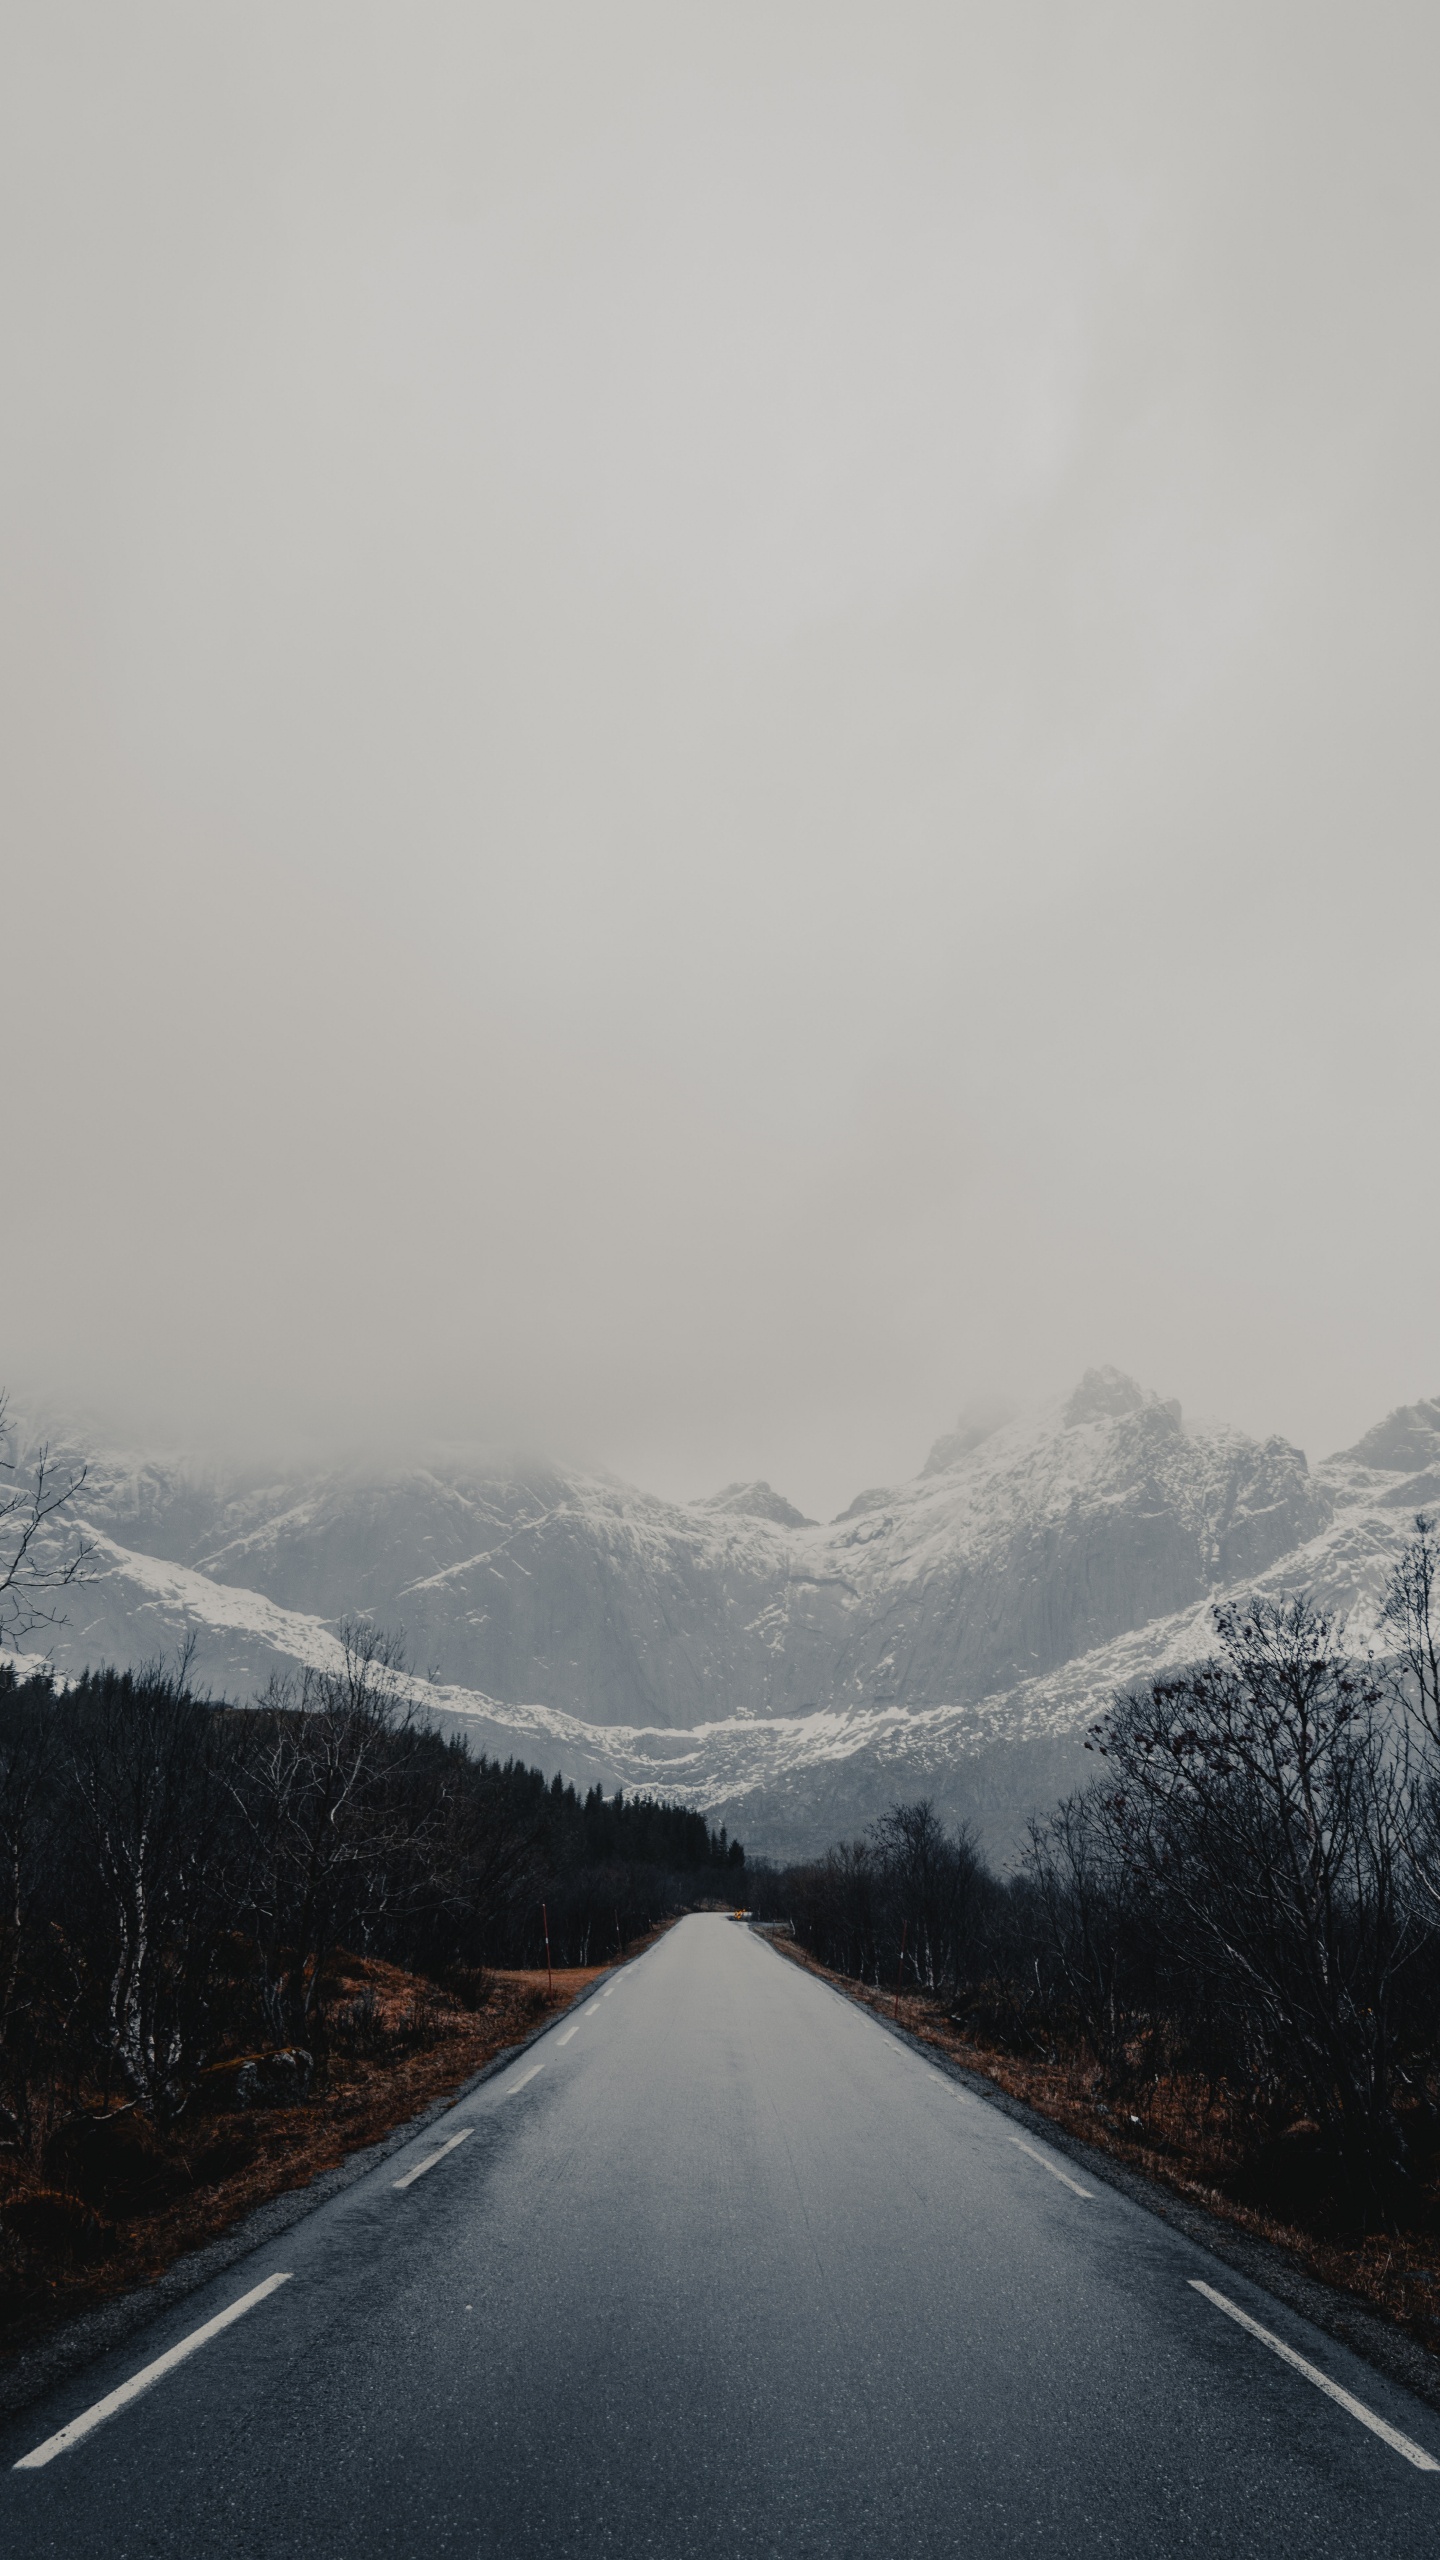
3,2,1437,1518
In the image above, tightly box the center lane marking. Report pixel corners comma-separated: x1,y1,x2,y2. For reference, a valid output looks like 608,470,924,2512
1009,2136,1094,2199
497,2061,545,2099
14,2273,293,2469
393,2129,472,2189
560,2006,597,2038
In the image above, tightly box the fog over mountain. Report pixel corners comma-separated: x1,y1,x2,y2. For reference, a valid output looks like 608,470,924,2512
4,7,1437,1837
14,1369,1438,1856
5,4,1440,1525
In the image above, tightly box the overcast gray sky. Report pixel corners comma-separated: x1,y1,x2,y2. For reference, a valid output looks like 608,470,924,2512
3,1,1437,1517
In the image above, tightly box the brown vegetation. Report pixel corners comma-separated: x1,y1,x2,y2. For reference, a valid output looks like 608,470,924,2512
0,1591,734,2359
777,1936,1440,2362
0,1953,601,2352
743,1523,1440,2368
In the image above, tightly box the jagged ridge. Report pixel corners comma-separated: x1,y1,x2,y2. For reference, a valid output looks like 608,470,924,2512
12,1371,1440,1854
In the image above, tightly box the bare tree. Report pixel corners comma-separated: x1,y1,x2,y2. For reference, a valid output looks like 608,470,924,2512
785,1838,882,1983
1379,1513,1440,1930
1093,1597,1416,2214
65,1643,237,2123
232,1622,425,2047
1383,1513,1440,1750
1024,1788,1148,2082
872,1798,987,1994
0,1392,93,1650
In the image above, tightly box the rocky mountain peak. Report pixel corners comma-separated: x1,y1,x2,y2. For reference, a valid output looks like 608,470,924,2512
921,1395,1020,1477
696,1481,816,1530
1336,1398,1440,1476
1063,1366,1164,1428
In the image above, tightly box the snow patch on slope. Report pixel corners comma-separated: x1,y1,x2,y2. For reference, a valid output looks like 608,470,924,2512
11,1375,1438,1852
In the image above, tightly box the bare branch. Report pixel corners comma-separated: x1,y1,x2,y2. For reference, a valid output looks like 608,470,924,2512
0,1392,95,1651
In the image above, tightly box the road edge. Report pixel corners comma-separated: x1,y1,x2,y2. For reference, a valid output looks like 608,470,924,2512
0,1970,620,2423
762,1930,1440,2419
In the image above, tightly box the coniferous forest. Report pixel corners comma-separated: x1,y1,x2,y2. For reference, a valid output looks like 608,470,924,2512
11,1507,1440,2357
0,1626,742,2326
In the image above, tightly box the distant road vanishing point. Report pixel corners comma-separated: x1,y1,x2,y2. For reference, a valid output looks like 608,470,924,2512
4,1915,1437,2557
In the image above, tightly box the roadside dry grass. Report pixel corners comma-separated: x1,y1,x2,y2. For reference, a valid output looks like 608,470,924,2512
775,1938,1440,2361
0,1953,608,2356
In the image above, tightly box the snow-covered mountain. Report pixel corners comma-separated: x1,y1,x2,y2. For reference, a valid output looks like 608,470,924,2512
10,1370,1439,1856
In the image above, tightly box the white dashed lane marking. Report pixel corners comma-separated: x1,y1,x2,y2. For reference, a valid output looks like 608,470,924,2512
1008,2136,1094,2199
393,2129,472,2190
497,2062,545,2099
1190,2282,1439,2472
15,2275,293,2469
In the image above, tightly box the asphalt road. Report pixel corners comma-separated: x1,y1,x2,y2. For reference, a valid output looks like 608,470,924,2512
4,1913,1439,2557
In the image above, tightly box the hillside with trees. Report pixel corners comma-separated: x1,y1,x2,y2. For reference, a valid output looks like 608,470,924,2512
0,1626,741,2338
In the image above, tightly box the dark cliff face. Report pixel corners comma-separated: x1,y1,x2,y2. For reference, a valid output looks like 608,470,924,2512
62,1378,1330,1729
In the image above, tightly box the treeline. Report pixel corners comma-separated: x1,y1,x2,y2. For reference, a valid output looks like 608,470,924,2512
0,1627,742,2147
753,1517,1440,2231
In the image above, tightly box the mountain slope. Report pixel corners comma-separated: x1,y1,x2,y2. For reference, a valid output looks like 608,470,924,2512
10,1370,1437,1854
